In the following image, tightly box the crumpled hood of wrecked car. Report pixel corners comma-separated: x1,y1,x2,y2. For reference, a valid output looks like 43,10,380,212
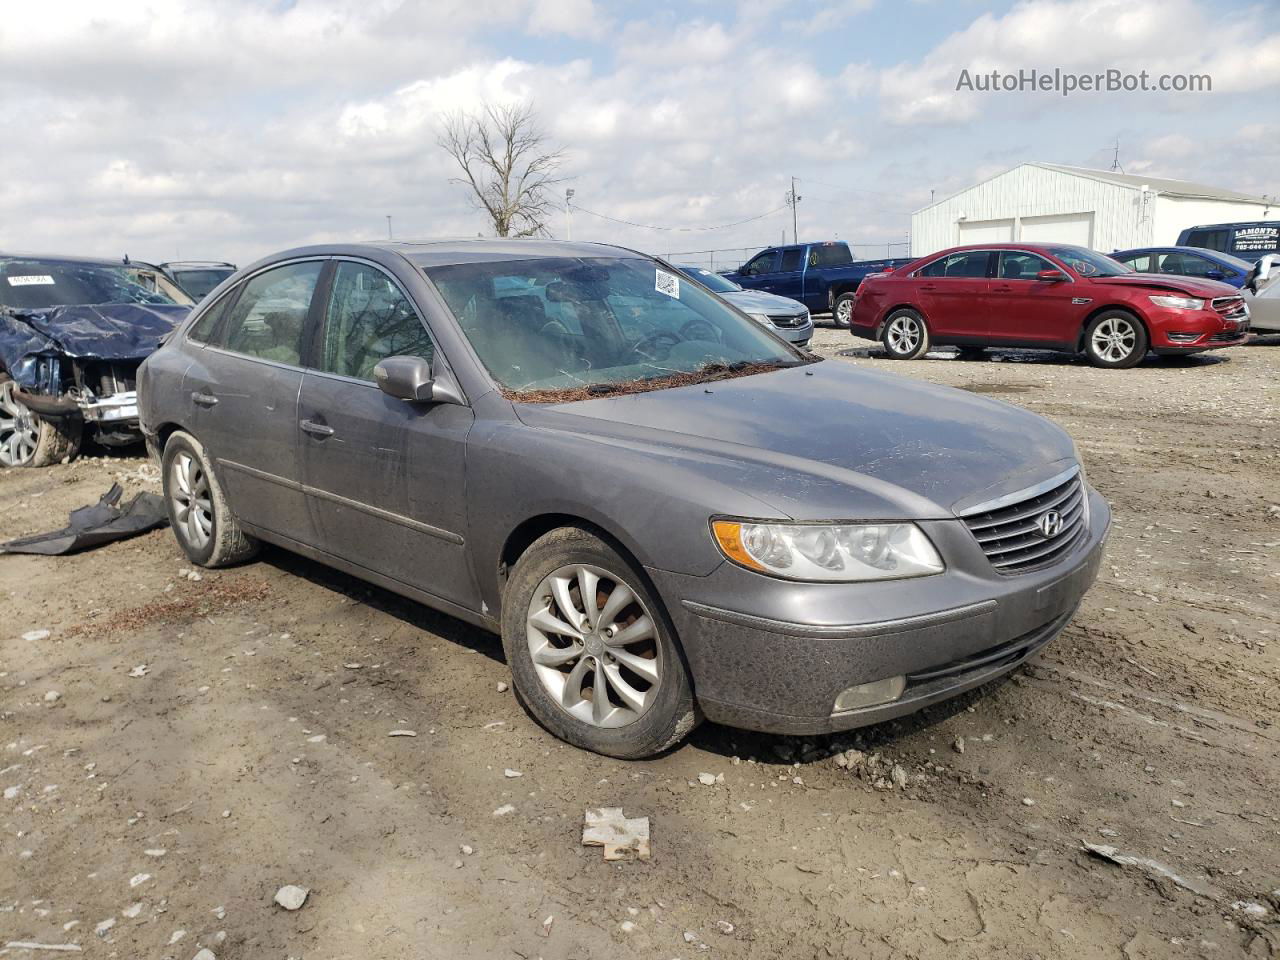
513,360,1078,520
7,303,190,359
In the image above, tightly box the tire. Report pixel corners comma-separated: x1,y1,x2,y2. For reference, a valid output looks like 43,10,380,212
500,526,699,758
880,308,930,360
160,430,259,567
832,292,857,329
0,378,82,468
1084,311,1148,369
955,345,987,361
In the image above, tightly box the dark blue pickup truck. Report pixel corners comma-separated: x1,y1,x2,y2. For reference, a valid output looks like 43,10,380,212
723,241,913,326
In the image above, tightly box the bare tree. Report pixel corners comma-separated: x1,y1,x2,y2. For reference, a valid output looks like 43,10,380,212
438,102,564,238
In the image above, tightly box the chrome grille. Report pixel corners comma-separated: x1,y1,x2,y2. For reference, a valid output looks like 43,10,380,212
960,469,1086,574
1211,296,1247,320
768,312,808,328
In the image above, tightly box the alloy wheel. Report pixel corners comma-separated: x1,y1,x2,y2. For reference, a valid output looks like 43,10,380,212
835,298,853,326
525,563,662,728
170,450,214,549
1091,317,1138,363
0,382,40,467
887,315,921,354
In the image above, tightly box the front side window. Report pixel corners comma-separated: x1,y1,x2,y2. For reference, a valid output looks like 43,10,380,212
918,251,991,278
1158,252,1220,278
426,257,809,396
320,262,434,380
0,258,180,310
997,251,1057,280
741,252,778,276
218,261,323,365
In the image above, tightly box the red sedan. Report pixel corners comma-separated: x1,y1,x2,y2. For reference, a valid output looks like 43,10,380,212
849,243,1250,368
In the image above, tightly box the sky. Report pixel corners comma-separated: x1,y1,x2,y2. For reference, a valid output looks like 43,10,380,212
2,0,1277,268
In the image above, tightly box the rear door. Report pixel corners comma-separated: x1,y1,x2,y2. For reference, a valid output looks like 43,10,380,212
986,250,1082,346
765,247,806,300
297,258,476,608
182,258,326,542
911,250,993,339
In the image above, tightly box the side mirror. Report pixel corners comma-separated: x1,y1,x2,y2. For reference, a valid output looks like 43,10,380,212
1206,270,1226,281
1035,269,1068,282
373,355,436,402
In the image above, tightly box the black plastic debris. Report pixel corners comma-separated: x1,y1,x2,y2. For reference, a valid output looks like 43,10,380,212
0,483,168,556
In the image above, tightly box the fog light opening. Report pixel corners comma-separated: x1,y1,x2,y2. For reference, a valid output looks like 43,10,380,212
832,675,907,713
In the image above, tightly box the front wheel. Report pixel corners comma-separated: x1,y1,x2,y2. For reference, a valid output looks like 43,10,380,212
1084,311,1147,368
832,292,857,328
501,527,699,758
161,430,259,567
0,379,81,468
880,309,930,359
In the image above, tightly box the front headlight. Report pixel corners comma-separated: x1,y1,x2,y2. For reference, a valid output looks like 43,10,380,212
711,519,944,582
1149,294,1205,310
747,312,773,326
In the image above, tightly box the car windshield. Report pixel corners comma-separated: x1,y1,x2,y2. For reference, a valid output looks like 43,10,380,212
0,258,181,310
171,267,235,299
426,256,811,398
679,266,741,294
1045,246,1133,278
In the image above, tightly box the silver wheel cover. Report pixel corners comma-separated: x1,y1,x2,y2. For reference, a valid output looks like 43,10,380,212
525,563,662,728
835,299,852,324
887,315,921,354
1091,317,1138,363
170,450,214,549
0,381,40,467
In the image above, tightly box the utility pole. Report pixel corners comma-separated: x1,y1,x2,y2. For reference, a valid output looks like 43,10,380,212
785,177,801,244
565,188,575,240
386,215,393,239
1110,140,1124,173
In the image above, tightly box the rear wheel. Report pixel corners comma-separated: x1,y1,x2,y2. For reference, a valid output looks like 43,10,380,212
0,379,81,468
832,292,857,328
880,309,930,360
161,430,259,567
501,527,699,758
1084,311,1147,368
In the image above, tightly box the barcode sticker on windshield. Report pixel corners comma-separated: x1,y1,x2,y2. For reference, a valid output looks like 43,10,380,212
7,275,55,286
655,269,680,299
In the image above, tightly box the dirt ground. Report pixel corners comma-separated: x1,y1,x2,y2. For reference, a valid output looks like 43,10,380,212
2,331,1278,960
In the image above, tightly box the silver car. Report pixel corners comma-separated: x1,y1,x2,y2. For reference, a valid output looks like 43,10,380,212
138,240,1108,759
679,266,813,346
1244,254,1280,334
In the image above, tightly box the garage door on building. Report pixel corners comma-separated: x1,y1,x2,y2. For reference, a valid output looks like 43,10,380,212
1019,213,1094,247
958,218,1014,244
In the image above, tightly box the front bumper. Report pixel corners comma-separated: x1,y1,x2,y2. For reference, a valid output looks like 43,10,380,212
649,486,1111,735
773,319,814,346
1150,303,1250,351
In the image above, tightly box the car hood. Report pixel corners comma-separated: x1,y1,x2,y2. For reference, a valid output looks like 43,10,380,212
515,360,1077,521
1088,274,1240,298
0,303,189,389
722,288,807,315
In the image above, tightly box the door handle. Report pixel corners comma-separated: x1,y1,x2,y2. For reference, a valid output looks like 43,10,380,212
191,391,218,407
919,284,937,291
992,285,1013,292
299,419,335,438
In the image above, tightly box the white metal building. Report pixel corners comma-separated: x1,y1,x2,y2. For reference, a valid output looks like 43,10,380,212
910,162,1274,257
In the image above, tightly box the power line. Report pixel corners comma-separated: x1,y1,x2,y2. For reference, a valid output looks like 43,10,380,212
568,202,789,233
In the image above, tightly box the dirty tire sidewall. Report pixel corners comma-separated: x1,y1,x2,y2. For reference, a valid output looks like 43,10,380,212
161,430,259,568
881,308,930,360
0,378,82,468
832,293,856,329
1084,311,1148,369
501,527,700,759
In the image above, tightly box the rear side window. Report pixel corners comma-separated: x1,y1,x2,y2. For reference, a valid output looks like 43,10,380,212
219,261,324,366
809,244,853,267
741,252,778,276
918,251,991,278
319,262,434,381
187,289,237,343
779,248,804,272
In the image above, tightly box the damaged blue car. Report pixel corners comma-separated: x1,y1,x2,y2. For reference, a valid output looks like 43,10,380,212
0,254,192,467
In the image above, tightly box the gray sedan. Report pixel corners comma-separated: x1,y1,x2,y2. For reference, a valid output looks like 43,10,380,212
138,240,1109,758
678,265,813,346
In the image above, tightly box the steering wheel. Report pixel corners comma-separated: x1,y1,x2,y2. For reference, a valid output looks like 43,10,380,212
627,330,682,362
679,317,721,342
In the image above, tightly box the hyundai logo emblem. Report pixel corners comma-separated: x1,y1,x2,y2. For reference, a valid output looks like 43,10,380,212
1037,509,1064,539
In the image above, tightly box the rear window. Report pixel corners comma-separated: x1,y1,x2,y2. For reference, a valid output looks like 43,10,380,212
809,244,852,267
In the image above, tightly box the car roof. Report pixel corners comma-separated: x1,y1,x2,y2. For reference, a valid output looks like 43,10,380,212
0,251,134,267
161,260,236,269
1111,245,1253,266
253,239,648,270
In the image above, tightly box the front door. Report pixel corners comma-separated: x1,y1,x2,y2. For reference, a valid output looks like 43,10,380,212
985,250,1082,346
912,249,993,339
297,259,477,608
183,259,326,541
